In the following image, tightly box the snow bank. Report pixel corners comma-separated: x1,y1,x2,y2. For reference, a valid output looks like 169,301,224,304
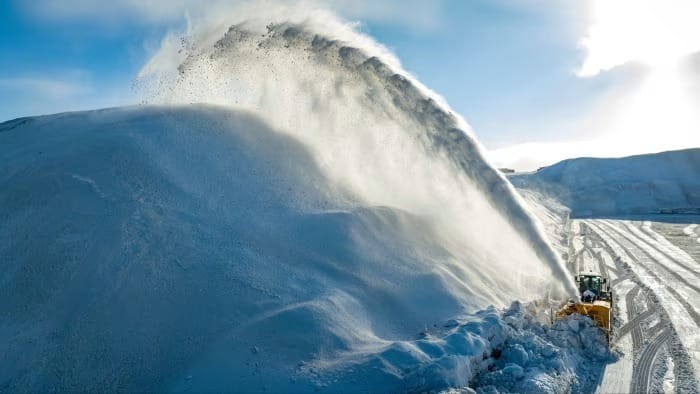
510,149,700,217
470,302,612,394
1,106,581,392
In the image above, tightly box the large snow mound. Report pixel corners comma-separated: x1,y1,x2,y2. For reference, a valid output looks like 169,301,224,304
510,149,700,216
1,10,583,392
1,106,579,392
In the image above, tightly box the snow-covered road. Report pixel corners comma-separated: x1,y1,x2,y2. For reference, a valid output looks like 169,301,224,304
569,219,700,393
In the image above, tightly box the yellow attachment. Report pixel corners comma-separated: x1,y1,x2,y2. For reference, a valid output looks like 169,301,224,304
556,300,612,340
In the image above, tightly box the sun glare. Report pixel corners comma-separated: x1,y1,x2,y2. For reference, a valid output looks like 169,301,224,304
577,0,700,158
580,0,700,76
489,1,700,171
604,63,699,153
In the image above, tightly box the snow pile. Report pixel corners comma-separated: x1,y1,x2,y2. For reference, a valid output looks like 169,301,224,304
1,7,582,393
468,302,612,394
294,301,612,394
1,106,578,392
510,148,700,216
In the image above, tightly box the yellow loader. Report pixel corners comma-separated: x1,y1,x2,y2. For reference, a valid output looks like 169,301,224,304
556,272,613,342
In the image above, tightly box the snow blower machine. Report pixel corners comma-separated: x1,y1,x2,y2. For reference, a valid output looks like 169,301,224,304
556,272,613,342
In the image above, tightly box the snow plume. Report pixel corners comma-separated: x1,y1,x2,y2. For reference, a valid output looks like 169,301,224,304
137,3,578,302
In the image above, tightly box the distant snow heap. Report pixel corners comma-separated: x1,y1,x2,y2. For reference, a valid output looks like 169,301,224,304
511,148,700,216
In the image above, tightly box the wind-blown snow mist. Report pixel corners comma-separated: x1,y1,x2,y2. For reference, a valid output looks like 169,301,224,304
138,7,577,300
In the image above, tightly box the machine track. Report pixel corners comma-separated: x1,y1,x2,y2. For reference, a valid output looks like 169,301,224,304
599,221,700,295
583,219,700,393
620,221,700,280
615,301,654,348
593,221,700,326
631,329,671,394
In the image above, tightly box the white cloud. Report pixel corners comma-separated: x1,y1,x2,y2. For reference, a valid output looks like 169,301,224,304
0,72,136,121
491,55,700,171
19,0,199,23
579,0,700,76
0,75,91,120
485,0,700,171
21,0,446,29
487,140,604,171
0,77,90,99
324,0,445,29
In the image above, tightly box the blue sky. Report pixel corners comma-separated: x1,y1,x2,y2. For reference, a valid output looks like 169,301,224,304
363,1,601,147
2,0,699,169
0,2,161,119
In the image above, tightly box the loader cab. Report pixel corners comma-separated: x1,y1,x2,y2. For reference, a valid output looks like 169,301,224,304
575,273,611,303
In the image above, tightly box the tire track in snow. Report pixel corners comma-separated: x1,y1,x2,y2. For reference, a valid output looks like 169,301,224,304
585,220,700,392
583,222,624,277
645,221,700,252
593,220,700,326
616,304,654,349
611,276,627,287
647,321,665,339
684,224,699,244
640,221,700,260
650,221,700,264
615,221,700,283
625,221,700,280
629,292,643,351
577,222,608,277
596,220,700,329
598,221,700,298
632,329,671,394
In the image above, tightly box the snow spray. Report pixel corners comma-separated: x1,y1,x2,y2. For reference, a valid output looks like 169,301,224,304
137,3,579,304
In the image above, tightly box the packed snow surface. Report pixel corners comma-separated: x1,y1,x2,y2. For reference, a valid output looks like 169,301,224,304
510,148,700,216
